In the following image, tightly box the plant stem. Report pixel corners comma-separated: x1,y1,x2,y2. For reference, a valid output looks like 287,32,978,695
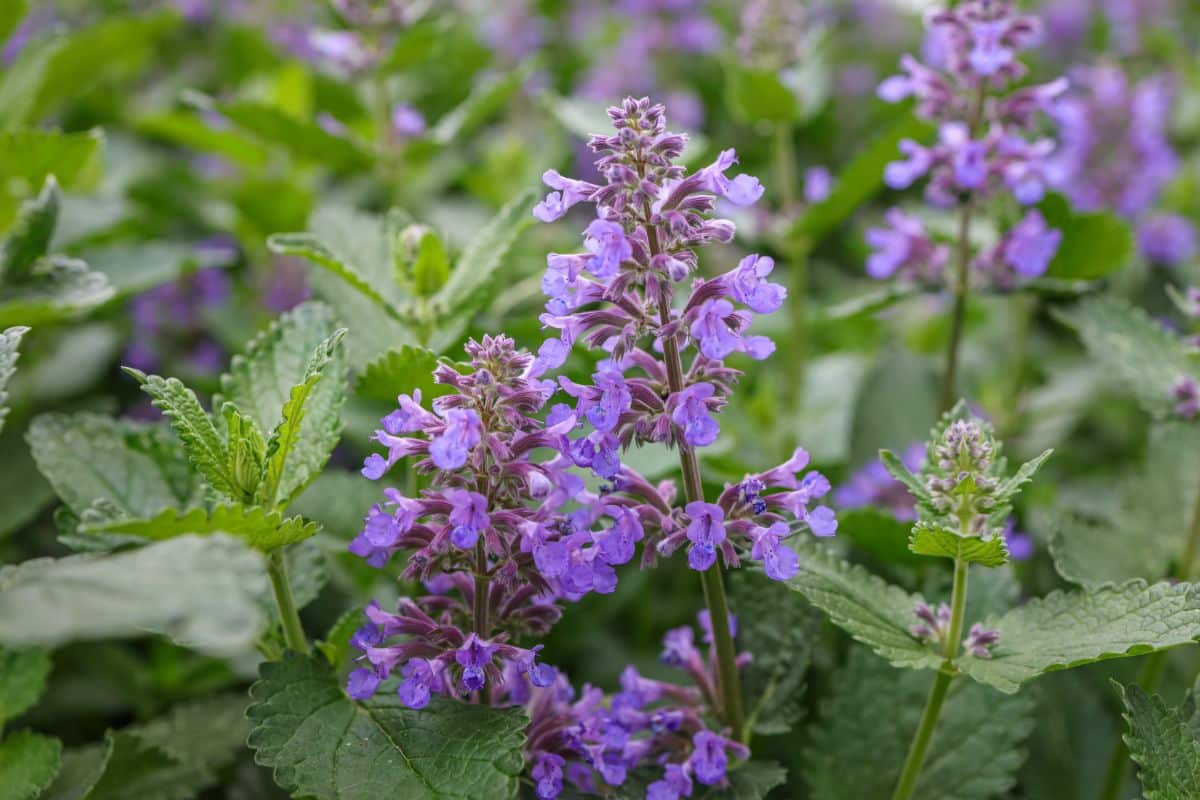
891,557,968,800
1097,473,1200,800
473,540,490,635
774,124,798,211
267,549,308,653
937,201,974,415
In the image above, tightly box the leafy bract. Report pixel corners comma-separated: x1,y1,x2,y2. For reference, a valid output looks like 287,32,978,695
909,522,1009,567
1055,296,1197,417
0,730,61,800
0,535,268,656
960,580,1200,693
1119,679,1200,798
247,652,527,800
804,647,1034,800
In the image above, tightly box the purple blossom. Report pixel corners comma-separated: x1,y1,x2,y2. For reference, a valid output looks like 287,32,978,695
398,658,436,709
685,502,726,571
963,623,1000,658
726,254,787,314
1138,214,1198,267
671,383,720,448
696,149,764,206
429,408,482,470
391,104,426,139
750,522,800,581
865,209,948,282
1002,210,1062,278
1173,376,1199,420
1003,518,1034,561
445,489,489,549
456,634,499,692
534,170,599,223
835,442,925,520
689,731,731,785
583,219,633,278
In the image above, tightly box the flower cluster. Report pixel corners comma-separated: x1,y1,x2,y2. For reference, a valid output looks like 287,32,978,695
910,601,1000,659
530,97,836,580
870,0,1067,286
1047,63,1196,266
926,419,1000,534
515,612,752,799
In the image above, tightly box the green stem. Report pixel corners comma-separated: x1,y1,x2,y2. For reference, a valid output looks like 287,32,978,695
1097,474,1200,800
473,540,490,635
267,549,308,653
774,124,798,211
937,201,974,415
892,557,968,800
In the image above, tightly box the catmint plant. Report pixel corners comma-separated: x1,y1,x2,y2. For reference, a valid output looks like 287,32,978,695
872,0,1067,411
530,96,837,746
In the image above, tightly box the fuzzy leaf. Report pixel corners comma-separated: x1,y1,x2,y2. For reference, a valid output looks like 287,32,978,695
960,580,1200,693
1054,296,1196,417
0,535,268,656
79,504,318,551
0,255,113,328
411,229,450,297
1,177,58,283
27,413,203,519
1119,680,1200,798
0,325,29,435
726,65,800,124
804,647,1034,799
0,647,51,725
785,539,939,671
125,371,237,499
909,522,1009,567
0,730,61,800
356,344,451,403
247,652,527,800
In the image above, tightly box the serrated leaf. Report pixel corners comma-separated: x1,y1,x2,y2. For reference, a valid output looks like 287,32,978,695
992,448,1052,510
0,535,268,656
785,539,939,671
356,344,451,403
1054,296,1196,417
1049,422,1200,588
44,695,249,800
1,176,57,282
804,647,1034,800
0,730,61,800
0,255,113,328
1120,680,1200,798
266,233,409,323
27,413,203,519
0,426,54,540
247,652,527,800
0,325,29,435
731,571,819,736
960,580,1200,693
0,647,50,726
909,522,1009,567
126,370,238,500
427,189,537,350
1040,193,1134,280
79,504,318,551
879,449,932,506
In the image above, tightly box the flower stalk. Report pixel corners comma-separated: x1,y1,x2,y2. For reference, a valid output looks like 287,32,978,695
267,548,308,653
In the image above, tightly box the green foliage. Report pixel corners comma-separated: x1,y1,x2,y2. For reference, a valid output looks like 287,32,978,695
848,348,938,468
0,325,28,435
0,34,62,133
1040,193,1134,280
1050,422,1200,588
960,580,1200,693
804,647,1035,799
1055,295,1197,417
356,344,453,403
288,469,381,541
80,504,318,551
0,647,50,727
785,539,941,671
428,65,532,145
0,130,103,192
44,695,250,800
247,652,528,800
726,66,799,124
1,177,58,282
0,730,61,800
909,522,1009,567
0,535,269,657
411,229,450,297
1119,678,1200,798
836,508,925,567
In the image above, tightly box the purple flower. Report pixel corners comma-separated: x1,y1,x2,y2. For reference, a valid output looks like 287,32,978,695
391,104,426,139
865,209,948,282
685,502,726,571
910,601,952,644
963,623,1000,658
884,140,933,190
397,658,436,709
1003,518,1034,561
445,488,489,549
647,763,694,800
534,170,597,223
726,254,786,314
671,383,720,448
1002,210,1061,278
1173,376,1199,420
1138,214,1198,266
835,442,924,520
690,299,742,360
804,167,833,204
569,430,621,478
532,753,565,800
750,522,799,581
697,149,764,206
429,408,482,469
456,634,498,692
346,667,382,700
583,219,632,279
689,731,729,785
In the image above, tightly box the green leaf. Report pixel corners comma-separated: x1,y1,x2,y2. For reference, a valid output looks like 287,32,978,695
316,609,363,669
44,694,250,800
80,242,200,301
909,522,1009,567
1054,295,1196,417
815,284,920,323
1040,193,1134,280
879,449,932,507
0,1,27,47
848,347,938,468
27,413,203,519
0,647,50,725
79,505,318,551
125,370,238,500
1,176,58,282
731,571,820,736
224,405,267,499
804,647,1034,799
0,325,29,435
0,535,269,656
429,64,531,145
785,539,940,671
960,580,1200,693
0,257,112,329
789,113,935,245
0,130,103,191
427,189,537,350
0,426,54,540
0,33,62,132
836,508,925,568
192,97,370,171
356,344,453,403
1049,422,1200,588
1119,679,1200,798
0,730,61,800
411,229,450,297
267,233,409,324
726,65,799,124
247,652,527,800
992,448,1053,510
134,111,269,169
